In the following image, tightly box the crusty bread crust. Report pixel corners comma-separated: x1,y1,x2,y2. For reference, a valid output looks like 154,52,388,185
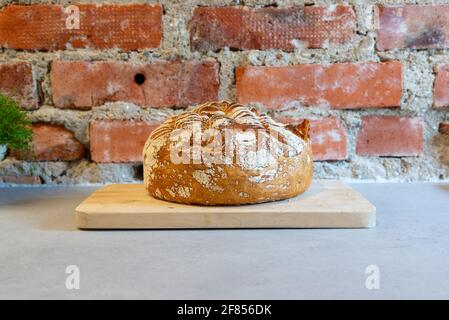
143,101,313,205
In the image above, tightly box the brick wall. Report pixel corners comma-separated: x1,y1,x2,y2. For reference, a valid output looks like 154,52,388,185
0,0,448,184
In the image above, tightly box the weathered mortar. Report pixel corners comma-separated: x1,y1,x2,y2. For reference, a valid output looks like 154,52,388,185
0,0,448,184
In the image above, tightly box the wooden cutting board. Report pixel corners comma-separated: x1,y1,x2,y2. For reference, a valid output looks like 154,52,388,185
75,180,376,229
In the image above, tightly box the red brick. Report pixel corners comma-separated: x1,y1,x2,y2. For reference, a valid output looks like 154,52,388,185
279,117,347,161
0,62,38,109
51,60,219,109
90,120,159,163
236,61,402,109
376,5,449,50
0,175,41,185
439,123,449,135
190,5,356,52
433,65,449,108
0,4,162,51
356,116,423,157
13,124,85,161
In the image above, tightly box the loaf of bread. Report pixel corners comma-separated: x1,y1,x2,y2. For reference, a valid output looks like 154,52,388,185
143,101,313,205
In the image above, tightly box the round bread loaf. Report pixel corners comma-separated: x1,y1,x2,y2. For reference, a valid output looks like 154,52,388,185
143,101,313,205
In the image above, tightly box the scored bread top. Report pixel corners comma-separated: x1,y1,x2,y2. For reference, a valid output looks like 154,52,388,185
143,101,310,180
142,101,313,204
148,100,308,146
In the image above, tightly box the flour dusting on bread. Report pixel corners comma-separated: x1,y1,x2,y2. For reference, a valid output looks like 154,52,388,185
143,101,313,205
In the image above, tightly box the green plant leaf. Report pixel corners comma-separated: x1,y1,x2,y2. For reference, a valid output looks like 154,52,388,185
0,92,33,152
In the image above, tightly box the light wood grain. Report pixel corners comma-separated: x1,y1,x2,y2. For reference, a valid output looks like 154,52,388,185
75,180,376,229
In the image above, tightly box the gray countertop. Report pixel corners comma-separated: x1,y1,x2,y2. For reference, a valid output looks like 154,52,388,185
0,182,448,299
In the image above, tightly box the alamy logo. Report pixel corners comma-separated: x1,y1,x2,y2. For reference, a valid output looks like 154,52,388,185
65,5,80,30
365,265,380,290
167,122,298,166
65,265,80,290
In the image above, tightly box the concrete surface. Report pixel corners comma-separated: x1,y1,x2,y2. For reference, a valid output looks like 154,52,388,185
0,182,448,299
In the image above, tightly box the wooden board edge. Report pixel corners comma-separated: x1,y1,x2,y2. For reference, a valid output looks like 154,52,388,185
75,209,90,229
75,210,376,230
